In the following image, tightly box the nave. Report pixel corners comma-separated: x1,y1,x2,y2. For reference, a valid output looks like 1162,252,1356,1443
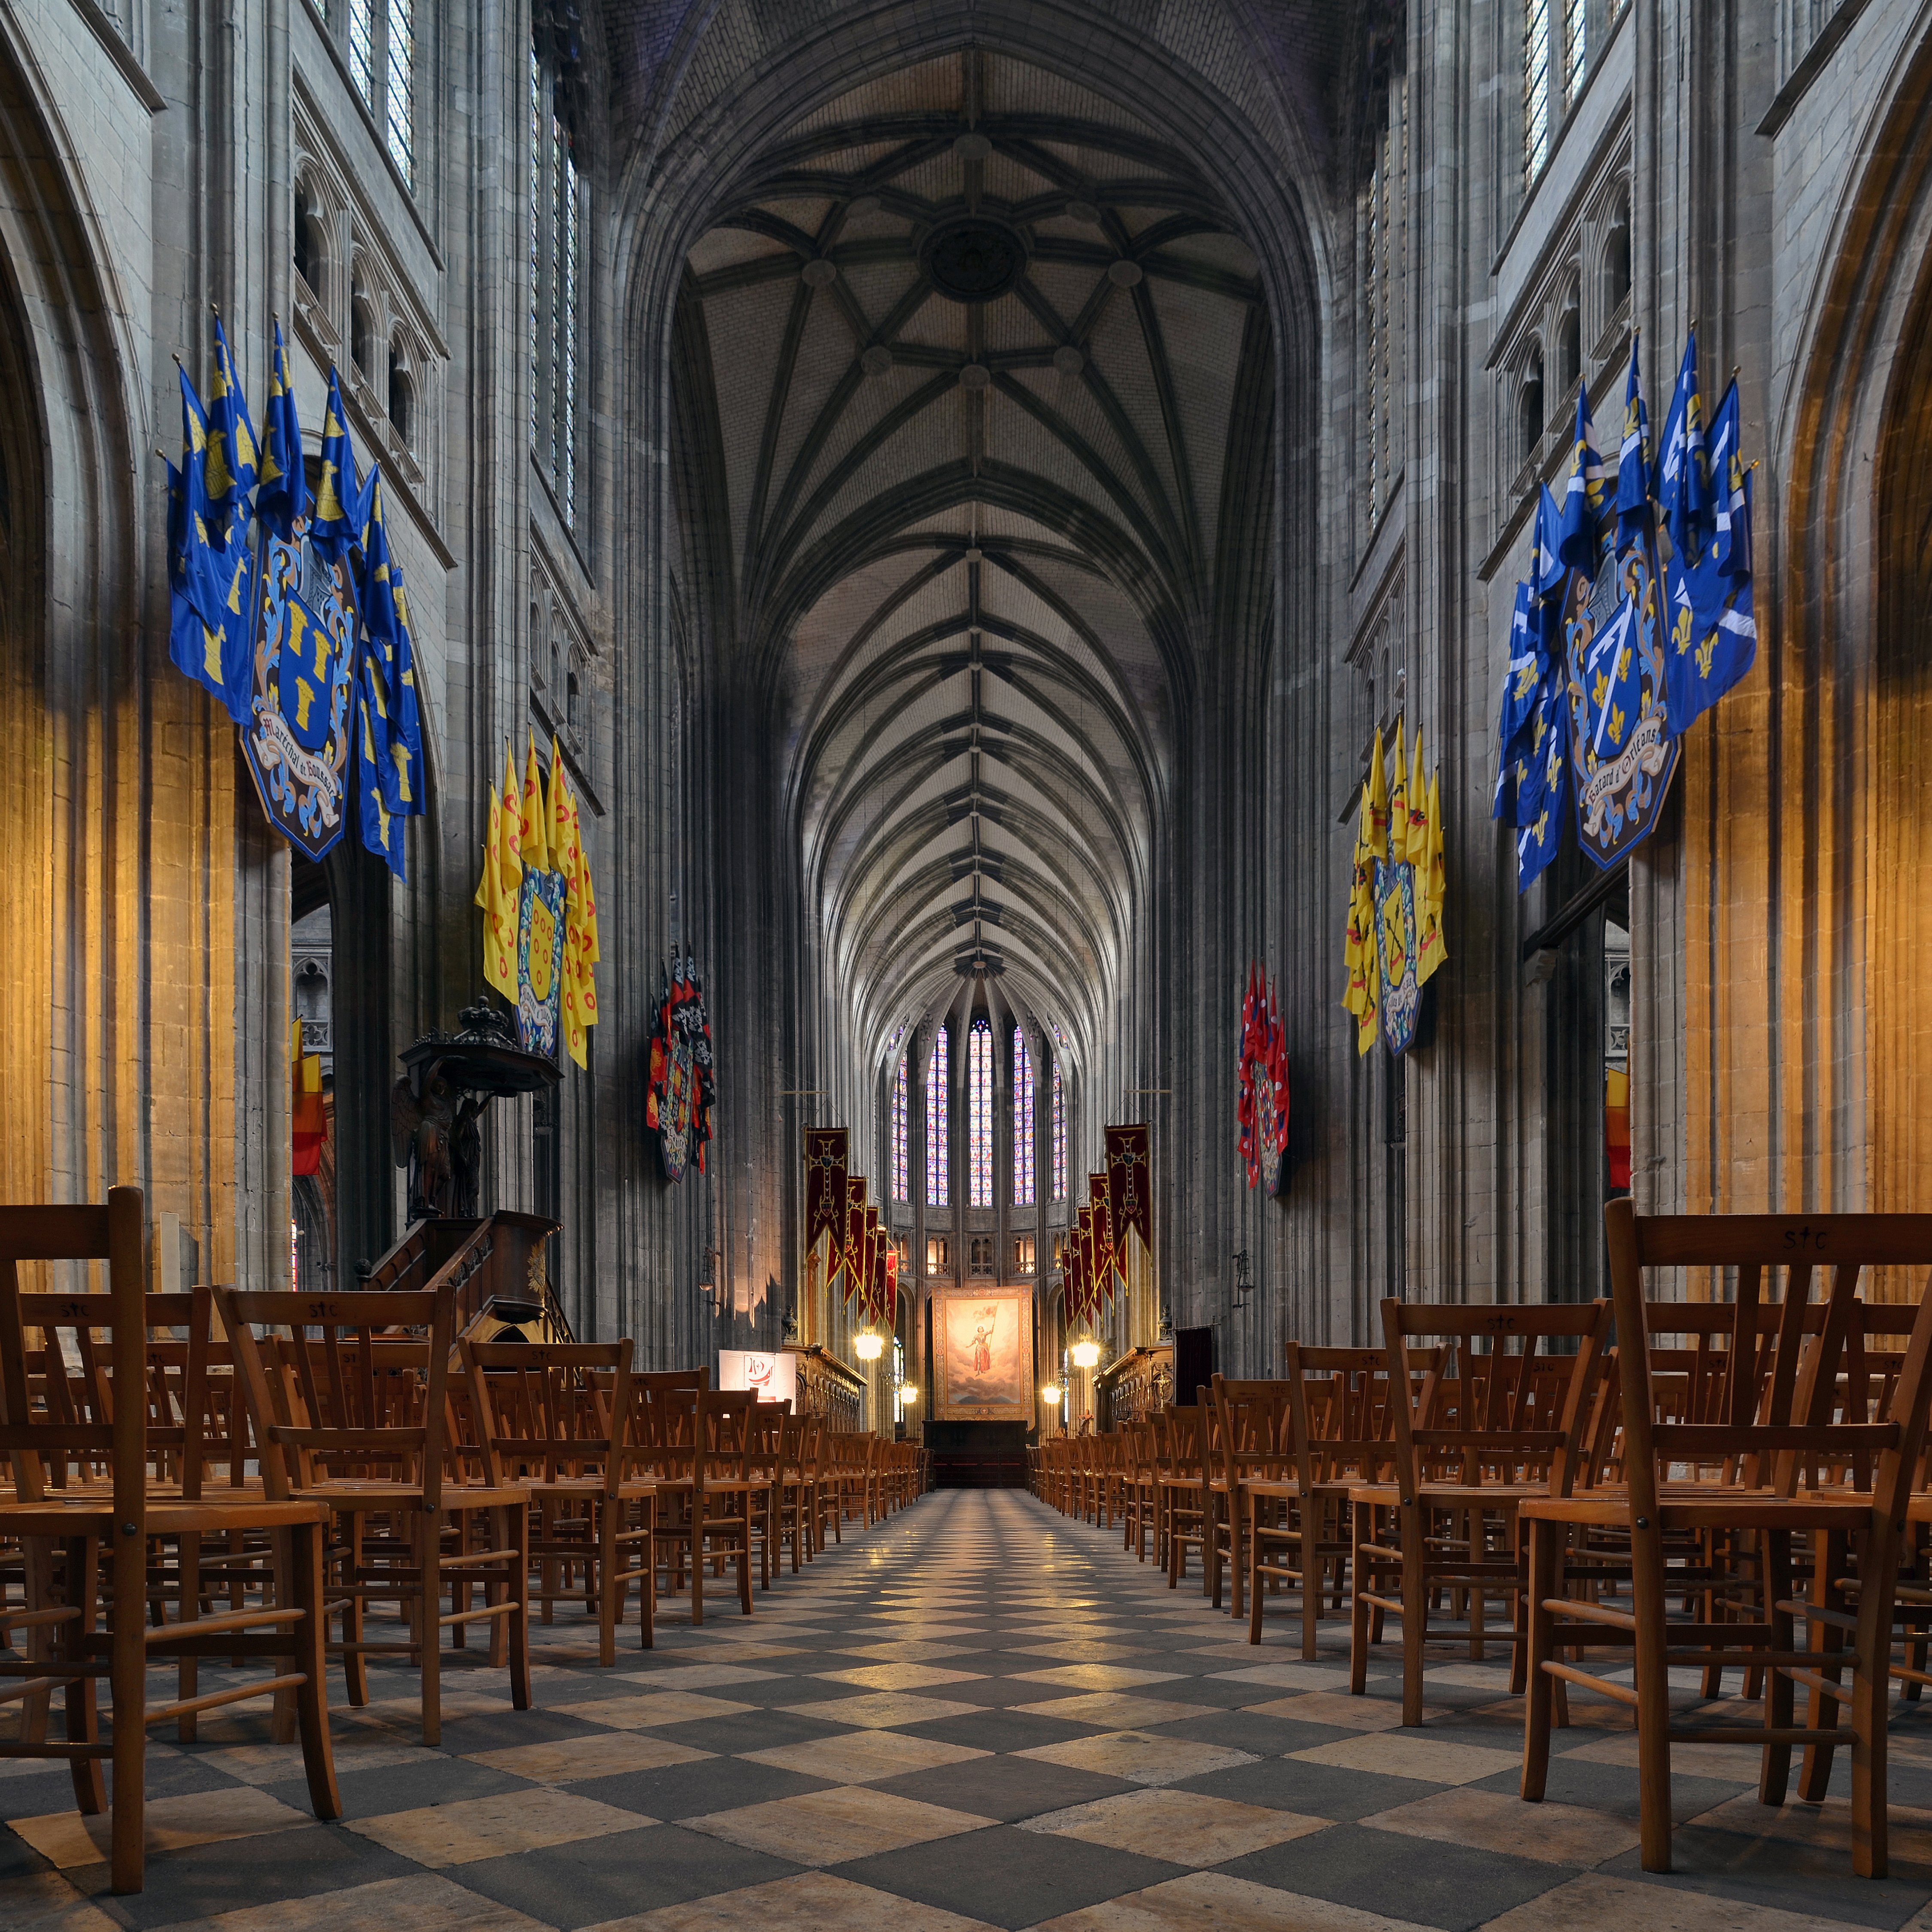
6,1488,1925,1932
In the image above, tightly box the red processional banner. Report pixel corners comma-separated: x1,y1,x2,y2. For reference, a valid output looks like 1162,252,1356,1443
1089,1173,1123,1304
1105,1123,1151,1258
863,1206,881,1318
844,1176,867,1305
805,1127,848,1294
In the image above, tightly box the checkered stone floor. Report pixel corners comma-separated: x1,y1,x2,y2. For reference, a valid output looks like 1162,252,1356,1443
9,1489,1932,1930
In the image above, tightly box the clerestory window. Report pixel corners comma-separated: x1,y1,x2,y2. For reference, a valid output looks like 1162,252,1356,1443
530,32,585,522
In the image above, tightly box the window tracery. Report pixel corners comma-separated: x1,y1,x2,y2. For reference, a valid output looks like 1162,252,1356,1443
926,1029,949,1207
968,1021,993,1209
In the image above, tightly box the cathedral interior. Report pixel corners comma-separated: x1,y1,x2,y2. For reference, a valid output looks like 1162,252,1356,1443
7,0,1932,1926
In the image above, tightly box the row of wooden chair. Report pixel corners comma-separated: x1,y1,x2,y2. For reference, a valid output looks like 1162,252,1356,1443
0,1192,924,1893
1035,1201,1932,1883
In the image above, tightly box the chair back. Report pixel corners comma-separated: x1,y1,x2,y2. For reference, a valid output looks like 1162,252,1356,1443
216,1284,459,1507
1605,1200,1932,1517
459,1337,637,1492
1282,1343,1428,1491
1380,1297,1610,1497
696,1388,756,1488
0,1190,147,1524
1207,1376,1296,1491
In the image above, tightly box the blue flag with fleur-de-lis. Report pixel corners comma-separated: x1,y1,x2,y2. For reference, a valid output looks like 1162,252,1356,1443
1665,463,1756,735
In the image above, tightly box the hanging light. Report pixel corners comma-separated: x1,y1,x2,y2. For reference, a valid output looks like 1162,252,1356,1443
1069,1334,1101,1370
1040,1382,1063,1406
854,1328,886,1361
899,1383,919,1405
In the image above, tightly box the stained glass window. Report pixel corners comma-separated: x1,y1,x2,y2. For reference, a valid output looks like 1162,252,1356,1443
925,1028,948,1207
1563,0,1587,103
529,44,584,524
967,1021,993,1208
1051,1063,1066,1202
890,1054,908,1200
1012,1026,1035,1207
1525,0,1552,182
349,0,376,105
384,0,414,188
529,51,541,445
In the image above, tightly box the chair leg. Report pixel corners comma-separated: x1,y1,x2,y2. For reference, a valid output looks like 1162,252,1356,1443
1761,1530,1798,1806
598,1501,619,1668
1399,1504,1428,1726
419,1513,443,1748
1349,1501,1373,1695
1851,1519,1896,1880
1799,1527,1850,1804
109,1525,149,1894
1521,1519,1556,1801
175,1528,201,1744
343,1513,370,1707
63,1537,105,1817
691,1498,705,1627
1301,1506,1321,1661
291,1522,342,1822
507,1503,532,1710
1630,1520,1675,1874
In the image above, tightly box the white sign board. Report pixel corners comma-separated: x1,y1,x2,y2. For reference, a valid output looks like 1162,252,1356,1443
718,1348,798,1406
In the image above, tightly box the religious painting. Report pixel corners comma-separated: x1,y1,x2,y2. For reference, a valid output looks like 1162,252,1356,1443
934,1287,1033,1422
718,1349,799,1407
240,524,354,859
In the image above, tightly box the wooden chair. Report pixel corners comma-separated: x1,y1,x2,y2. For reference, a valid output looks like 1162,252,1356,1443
1122,1423,1159,1560
690,1390,763,1617
1207,1377,1297,1619
216,1281,532,1745
628,1369,708,1612
1158,1404,1211,1589
1244,1346,1416,1654
1350,1299,1610,1724
0,1192,339,1893
1520,1204,1932,1877
459,1338,655,1663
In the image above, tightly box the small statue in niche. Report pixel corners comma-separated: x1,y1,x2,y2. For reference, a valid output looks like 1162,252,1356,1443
390,1060,486,1221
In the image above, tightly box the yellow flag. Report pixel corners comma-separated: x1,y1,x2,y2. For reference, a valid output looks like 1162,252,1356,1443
1365,728,1389,865
549,738,577,898
473,787,492,912
521,731,552,874
1406,727,1429,869
575,812,600,967
1417,769,1449,985
475,786,517,1001
576,838,600,1028
1357,744,1386,1055
499,742,524,903
1385,721,1408,869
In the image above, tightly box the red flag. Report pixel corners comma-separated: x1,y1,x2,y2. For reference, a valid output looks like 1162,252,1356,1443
864,1205,881,1319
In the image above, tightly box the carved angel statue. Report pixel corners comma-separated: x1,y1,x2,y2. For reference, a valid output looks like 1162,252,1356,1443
391,1062,487,1221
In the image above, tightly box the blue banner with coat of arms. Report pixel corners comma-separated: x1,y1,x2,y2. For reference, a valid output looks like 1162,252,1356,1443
1493,328,1757,888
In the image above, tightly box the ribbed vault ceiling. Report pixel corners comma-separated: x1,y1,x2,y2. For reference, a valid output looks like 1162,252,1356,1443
670,49,1271,1073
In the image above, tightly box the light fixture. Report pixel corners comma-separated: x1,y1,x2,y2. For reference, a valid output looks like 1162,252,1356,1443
854,1329,885,1361
899,1384,919,1405
1069,1334,1101,1370
1040,1382,1063,1406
